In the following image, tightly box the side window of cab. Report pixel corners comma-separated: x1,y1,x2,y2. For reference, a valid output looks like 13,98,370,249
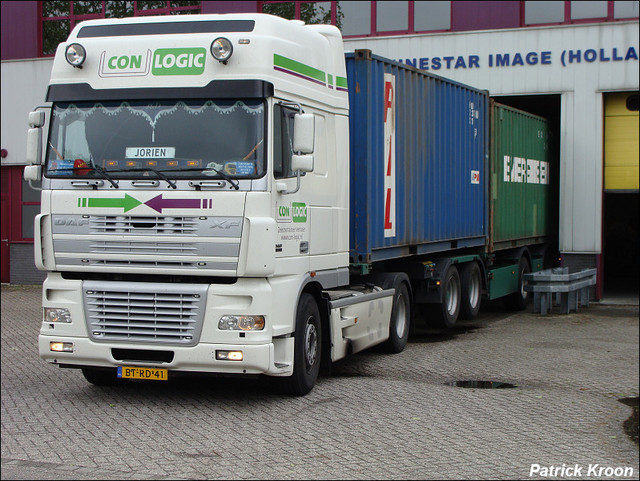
273,104,297,179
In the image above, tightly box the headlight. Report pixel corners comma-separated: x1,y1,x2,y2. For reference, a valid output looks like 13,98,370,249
44,307,72,323
50,342,74,352
218,315,265,331
65,43,86,68
216,350,243,361
210,37,233,63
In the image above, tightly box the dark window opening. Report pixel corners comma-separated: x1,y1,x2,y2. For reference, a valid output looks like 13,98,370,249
40,1,202,56
626,94,639,111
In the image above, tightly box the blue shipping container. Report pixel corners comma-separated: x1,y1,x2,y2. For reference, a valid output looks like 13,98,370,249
346,50,489,266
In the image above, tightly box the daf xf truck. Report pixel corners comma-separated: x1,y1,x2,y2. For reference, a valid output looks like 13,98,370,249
24,13,554,395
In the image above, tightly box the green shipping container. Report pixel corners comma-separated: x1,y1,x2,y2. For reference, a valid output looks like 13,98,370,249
489,101,552,252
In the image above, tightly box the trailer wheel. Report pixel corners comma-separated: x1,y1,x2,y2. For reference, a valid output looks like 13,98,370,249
504,256,530,311
275,294,321,396
430,265,461,328
81,367,120,386
381,281,411,353
460,262,482,320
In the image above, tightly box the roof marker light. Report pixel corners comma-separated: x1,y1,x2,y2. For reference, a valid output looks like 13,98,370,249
210,37,233,64
65,43,86,68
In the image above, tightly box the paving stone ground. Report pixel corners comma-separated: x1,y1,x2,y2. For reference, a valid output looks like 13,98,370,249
1,284,638,480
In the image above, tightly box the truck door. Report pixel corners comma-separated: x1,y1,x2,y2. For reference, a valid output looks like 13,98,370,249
273,102,344,270
273,103,312,261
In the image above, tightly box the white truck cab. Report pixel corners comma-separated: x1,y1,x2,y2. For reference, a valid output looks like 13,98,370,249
25,13,410,395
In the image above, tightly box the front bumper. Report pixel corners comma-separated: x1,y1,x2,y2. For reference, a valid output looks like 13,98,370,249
39,335,294,376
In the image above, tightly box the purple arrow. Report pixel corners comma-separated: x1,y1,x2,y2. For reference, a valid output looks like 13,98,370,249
145,194,204,213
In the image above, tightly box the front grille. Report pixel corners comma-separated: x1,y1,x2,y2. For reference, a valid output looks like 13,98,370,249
90,241,197,255
83,281,207,346
85,259,237,270
52,214,243,274
90,260,200,268
90,216,198,235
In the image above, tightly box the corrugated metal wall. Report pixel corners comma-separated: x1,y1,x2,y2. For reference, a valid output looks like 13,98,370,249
347,50,488,265
490,101,553,250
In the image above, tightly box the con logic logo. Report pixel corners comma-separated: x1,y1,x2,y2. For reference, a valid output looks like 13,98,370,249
99,48,206,77
152,48,206,76
277,202,307,223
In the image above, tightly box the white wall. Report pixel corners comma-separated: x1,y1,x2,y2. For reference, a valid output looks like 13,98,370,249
0,57,54,167
344,22,639,254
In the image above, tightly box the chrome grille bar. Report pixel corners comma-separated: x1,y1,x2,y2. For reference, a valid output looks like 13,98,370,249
83,281,208,346
90,216,199,235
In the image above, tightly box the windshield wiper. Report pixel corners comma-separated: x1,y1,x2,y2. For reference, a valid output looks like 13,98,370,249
125,168,177,189
53,165,240,191
48,165,119,189
173,166,240,190
92,165,119,189
148,169,177,189
207,167,240,190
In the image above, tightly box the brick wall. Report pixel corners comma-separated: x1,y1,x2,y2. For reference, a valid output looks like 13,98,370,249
561,253,598,300
9,244,45,285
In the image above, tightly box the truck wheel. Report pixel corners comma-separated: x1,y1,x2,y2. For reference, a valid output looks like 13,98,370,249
381,281,411,353
81,367,120,386
429,265,461,328
460,262,482,320
276,294,321,396
504,257,530,311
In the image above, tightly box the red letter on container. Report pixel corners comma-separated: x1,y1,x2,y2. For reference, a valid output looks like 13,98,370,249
383,74,396,238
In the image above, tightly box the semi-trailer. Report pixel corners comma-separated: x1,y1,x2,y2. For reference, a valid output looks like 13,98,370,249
24,13,555,395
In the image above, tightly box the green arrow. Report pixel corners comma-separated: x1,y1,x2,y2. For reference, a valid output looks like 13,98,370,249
85,194,142,212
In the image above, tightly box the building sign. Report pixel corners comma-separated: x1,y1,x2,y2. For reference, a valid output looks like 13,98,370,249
345,23,639,96
395,46,638,71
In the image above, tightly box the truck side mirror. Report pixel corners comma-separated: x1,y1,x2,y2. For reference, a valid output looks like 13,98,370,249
26,110,45,165
24,164,42,181
291,154,313,173
24,164,43,191
26,128,43,165
276,154,315,195
293,113,315,154
28,111,46,128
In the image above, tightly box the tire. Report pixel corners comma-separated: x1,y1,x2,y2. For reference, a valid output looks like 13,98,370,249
504,256,531,311
81,367,120,386
459,262,482,320
275,294,322,396
429,265,461,329
381,281,411,353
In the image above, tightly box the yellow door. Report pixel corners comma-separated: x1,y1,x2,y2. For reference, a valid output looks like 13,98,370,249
604,92,639,191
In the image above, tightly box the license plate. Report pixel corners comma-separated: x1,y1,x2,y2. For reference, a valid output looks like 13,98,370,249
117,366,168,381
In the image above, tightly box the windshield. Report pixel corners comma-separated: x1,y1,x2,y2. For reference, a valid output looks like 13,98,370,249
45,99,265,180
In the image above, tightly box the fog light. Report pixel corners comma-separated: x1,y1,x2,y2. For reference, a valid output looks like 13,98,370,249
50,342,74,352
218,315,265,331
210,37,233,63
44,307,72,323
65,43,86,68
216,350,243,361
